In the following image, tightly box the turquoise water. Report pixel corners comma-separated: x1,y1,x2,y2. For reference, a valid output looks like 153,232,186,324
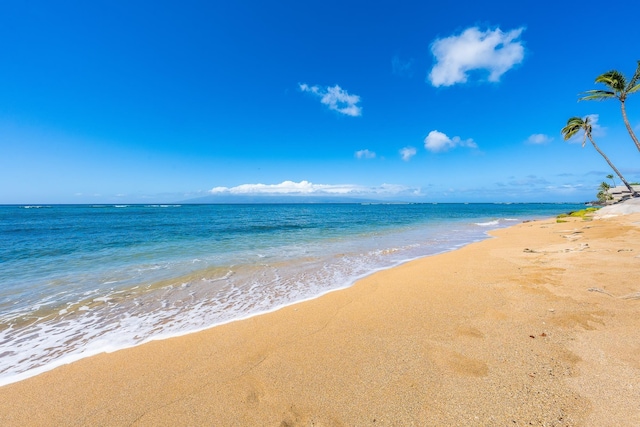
0,203,582,385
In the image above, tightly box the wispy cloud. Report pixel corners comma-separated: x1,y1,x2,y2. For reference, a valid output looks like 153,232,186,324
400,146,417,161
428,26,525,87
526,133,553,144
299,83,362,117
424,130,477,153
481,177,587,199
355,149,376,159
209,180,418,196
544,183,584,194
502,176,585,195
508,175,550,186
619,167,640,175
392,56,414,77
586,170,613,176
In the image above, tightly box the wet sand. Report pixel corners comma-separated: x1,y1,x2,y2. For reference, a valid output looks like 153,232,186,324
1,211,639,426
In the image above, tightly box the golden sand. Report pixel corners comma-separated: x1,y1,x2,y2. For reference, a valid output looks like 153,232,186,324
1,213,639,426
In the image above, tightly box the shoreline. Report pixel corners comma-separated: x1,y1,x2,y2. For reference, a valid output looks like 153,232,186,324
0,212,526,388
0,224,492,389
1,209,639,425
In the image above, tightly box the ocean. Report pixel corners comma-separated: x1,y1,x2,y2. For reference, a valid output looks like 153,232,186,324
0,202,583,386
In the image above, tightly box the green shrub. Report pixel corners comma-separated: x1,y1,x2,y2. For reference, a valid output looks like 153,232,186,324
557,207,599,221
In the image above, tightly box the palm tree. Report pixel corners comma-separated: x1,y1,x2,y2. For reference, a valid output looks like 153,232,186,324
606,173,617,187
561,116,638,196
597,182,613,204
580,61,640,152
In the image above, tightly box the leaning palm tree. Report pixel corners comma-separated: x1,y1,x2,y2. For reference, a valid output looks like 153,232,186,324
580,61,640,152
561,116,638,196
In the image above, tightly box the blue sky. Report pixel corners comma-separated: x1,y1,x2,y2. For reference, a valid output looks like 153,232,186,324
1,0,639,204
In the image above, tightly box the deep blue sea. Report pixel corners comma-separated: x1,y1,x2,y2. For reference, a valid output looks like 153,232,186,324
0,203,583,385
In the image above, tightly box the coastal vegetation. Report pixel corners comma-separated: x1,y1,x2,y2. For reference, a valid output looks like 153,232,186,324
556,207,598,222
560,116,638,196
596,181,613,204
563,60,640,202
580,61,640,152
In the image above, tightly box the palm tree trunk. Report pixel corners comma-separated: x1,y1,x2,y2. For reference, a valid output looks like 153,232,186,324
588,135,638,197
620,101,640,152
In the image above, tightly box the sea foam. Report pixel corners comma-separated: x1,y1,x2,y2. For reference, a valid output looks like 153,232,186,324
0,203,582,386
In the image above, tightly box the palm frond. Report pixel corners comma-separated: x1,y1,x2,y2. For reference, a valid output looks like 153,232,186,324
595,70,627,92
627,60,640,90
561,116,592,147
561,117,584,140
579,89,615,101
560,126,578,140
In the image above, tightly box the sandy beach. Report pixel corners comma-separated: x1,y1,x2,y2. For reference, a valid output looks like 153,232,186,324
1,207,639,426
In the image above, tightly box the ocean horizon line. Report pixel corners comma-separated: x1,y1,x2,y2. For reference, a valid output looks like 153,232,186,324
2,201,586,207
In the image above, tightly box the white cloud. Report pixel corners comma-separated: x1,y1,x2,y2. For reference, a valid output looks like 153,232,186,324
545,183,584,194
355,149,376,159
428,26,525,87
587,114,603,135
424,130,477,152
526,134,553,144
299,83,362,117
400,146,417,161
209,180,417,196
